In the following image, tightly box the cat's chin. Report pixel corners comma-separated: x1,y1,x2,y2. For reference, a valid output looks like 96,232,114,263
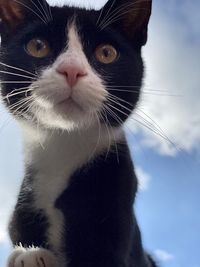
27,100,98,132
54,97,84,115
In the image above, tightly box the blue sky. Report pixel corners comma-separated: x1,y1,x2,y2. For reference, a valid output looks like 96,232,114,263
0,0,200,266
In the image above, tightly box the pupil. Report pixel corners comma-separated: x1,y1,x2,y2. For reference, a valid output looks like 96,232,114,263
102,48,109,57
36,40,44,51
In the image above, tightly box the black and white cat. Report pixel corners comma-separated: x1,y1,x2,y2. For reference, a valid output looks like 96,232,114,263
0,0,157,266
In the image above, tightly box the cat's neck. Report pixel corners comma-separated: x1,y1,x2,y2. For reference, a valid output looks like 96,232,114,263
20,122,123,174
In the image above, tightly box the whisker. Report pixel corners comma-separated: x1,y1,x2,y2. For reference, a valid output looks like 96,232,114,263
43,0,53,21
107,95,173,144
3,87,34,101
100,0,150,30
99,0,117,28
13,0,48,24
15,98,34,118
0,70,36,80
106,100,177,148
29,0,49,23
137,108,167,137
0,62,37,77
0,81,32,84
101,7,147,30
96,3,105,26
103,103,123,125
9,97,33,111
108,94,134,108
107,87,181,96
100,0,148,28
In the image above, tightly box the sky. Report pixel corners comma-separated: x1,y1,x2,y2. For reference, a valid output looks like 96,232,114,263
0,0,200,267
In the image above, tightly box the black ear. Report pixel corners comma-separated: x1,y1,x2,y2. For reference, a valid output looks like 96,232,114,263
0,0,51,35
98,0,152,46
0,0,26,31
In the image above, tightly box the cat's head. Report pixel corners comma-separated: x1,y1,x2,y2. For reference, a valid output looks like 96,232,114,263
0,0,152,131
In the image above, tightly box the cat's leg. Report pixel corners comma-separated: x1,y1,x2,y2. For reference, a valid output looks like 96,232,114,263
7,245,58,267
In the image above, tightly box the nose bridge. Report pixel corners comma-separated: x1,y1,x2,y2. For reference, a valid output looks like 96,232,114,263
56,50,87,88
63,49,84,68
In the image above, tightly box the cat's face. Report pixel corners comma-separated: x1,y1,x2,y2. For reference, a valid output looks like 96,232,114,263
0,0,151,131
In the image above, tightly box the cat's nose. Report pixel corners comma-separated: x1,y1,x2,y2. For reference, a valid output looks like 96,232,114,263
56,63,87,88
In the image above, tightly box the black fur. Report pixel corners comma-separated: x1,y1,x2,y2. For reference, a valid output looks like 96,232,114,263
0,0,157,266
9,169,49,248
56,143,150,267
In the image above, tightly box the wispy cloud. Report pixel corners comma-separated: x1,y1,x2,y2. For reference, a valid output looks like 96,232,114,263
135,166,151,192
154,249,175,262
129,0,200,156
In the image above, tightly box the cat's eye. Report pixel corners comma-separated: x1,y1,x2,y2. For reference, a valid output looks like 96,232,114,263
25,38,50,58
95,45,118,64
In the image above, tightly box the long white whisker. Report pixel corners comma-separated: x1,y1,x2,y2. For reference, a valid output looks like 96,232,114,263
100,0,150,30
101,7,147,30
13,0,48,24
29,0,49,23
0,81,32,84
0,62,37,77
99,0,144,28
9,97,33,111
99,0,117,28
96,4,105,26
14,99,34,117
108,94,134,108
43,0,53,21
0,70,36,80
106,100,174,144
103,104,123,125
107,87,180,96
107,96,172,141
3,88,34,101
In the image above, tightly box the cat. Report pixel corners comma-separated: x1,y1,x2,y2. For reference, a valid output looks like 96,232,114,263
0,0,157,266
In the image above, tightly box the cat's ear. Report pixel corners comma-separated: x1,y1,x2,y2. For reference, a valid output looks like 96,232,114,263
99,0,152,46
0,0,29,32
0,0,50,35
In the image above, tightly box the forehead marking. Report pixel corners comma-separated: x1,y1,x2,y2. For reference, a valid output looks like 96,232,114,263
67,22,83,54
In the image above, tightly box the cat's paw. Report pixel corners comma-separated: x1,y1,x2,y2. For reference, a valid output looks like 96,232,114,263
7,246,58,267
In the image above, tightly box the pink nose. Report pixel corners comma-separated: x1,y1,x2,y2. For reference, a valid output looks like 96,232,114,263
57,63,87,88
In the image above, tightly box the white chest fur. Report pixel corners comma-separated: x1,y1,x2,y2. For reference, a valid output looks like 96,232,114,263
21,124,122,264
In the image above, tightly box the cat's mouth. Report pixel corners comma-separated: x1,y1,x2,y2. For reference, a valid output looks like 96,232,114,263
55,97,83,113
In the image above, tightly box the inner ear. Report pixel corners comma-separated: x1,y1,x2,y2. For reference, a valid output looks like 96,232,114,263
123,0,152,45
0,0,26,30
0,0,51,34
99,0,152,46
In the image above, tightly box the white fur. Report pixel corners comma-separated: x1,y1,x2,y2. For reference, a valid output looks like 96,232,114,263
12,22,123,265
20,123,122,265
30,23,107,131
7,245,58,267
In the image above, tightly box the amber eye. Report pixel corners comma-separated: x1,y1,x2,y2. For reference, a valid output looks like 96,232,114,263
25,38,50,58
95,44,118,64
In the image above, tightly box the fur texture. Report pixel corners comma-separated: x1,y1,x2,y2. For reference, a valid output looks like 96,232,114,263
0,0,157,266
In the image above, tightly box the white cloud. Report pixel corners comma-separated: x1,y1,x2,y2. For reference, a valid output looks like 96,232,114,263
154,249,175,262
47,0,106,9
129,0,200,156
135,166,151,192
47,0,200,157
0,231,7,244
